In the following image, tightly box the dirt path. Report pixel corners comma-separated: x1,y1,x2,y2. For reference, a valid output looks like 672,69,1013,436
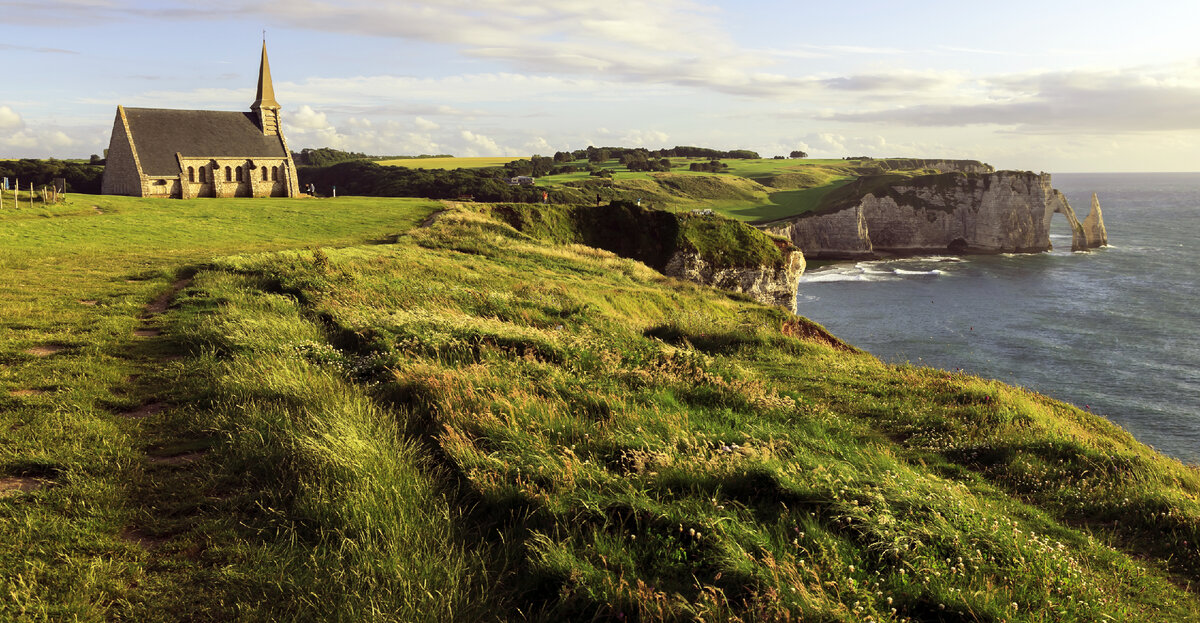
120,275,206,552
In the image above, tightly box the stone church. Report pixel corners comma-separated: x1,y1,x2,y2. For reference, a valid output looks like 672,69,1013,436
101,43,300,198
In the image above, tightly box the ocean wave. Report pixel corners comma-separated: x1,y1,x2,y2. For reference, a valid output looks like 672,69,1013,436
800,261,948,283
800,271,891,283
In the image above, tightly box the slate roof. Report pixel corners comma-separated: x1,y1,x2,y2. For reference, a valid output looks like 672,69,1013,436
122,107,287,176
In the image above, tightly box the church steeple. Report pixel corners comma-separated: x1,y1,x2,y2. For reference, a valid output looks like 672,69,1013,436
251,41,281,135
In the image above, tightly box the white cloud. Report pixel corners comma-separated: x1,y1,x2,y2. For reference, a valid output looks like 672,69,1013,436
826,62,1200,134
525,136,554,154
414,116,439,131
618,129,670,147
458,130,505,156
0,106,24,130
0,127,76,154
290,104,332,130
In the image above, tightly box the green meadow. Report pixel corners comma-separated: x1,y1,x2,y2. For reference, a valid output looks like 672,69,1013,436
526,158,864,223
376,156,522,169
365,154,941,224
4,192,1200,621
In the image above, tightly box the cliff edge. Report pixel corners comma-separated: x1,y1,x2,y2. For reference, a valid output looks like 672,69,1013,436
480,201,805,310
766,171,1107,258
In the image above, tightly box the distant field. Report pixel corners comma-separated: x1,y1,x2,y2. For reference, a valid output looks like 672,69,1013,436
375,156,520,169
534,158,862,223
356,155,910,223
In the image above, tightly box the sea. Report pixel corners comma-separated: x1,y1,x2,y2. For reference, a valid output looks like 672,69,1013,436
793,173,1200,464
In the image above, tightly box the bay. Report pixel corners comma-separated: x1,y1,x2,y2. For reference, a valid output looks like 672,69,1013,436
794,172,1200,464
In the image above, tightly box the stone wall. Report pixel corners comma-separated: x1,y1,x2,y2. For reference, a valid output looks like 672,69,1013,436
177,157,292,199
99,109,141,196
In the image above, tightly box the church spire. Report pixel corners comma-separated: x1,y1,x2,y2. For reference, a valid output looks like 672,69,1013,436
251,41,281,135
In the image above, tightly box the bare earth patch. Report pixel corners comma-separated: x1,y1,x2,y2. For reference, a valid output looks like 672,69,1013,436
144,278,194,316
9,389,46,397
121,402,165,419
134,328,162,338
24,345,65,357
148,451,206,466
79,299,98,306
121,527,167,550
0,476,46,497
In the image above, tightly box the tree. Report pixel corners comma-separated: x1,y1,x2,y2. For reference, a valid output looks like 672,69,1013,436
789,150,808,159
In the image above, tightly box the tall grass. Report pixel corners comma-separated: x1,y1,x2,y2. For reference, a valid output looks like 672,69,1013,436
162,204,1200,621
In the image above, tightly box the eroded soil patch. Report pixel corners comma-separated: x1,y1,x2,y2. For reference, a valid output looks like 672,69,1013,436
144,278,194,316
24,345,65,357
0,476,47,497
121,402,165,419
9,389,46,397
147,451,207,466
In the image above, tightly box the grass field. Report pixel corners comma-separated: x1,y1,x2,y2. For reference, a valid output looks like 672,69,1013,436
532,158,862,223
0,193,440,620
375,156,523,169
4,193,1200,620
369,155,928,224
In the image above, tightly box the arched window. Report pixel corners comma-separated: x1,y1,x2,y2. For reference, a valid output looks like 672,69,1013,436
225,166,232,182
262,167,268,181
199,167,206,183
236,166,243,182
188,166,195,182
271,166,278,181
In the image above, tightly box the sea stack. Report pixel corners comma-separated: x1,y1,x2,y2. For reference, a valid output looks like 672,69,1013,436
1082,192,1109,248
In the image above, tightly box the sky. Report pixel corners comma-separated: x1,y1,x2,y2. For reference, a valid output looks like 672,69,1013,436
3,1,1200,172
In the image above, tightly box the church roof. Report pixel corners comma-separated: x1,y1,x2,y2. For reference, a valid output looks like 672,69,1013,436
122,107,287,176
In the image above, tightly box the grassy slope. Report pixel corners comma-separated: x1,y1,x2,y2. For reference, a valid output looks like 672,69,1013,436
6,195,1200,620
0,193,441,620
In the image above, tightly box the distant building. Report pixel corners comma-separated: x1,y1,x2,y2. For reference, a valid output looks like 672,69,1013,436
508,176,535,186
101,43,300,199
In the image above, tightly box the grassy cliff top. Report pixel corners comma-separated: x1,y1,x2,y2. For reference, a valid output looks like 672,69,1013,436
3,194,1198,620
478,201,794,270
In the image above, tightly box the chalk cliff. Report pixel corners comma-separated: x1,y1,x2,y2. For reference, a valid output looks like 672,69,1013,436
664,248,806,311
1083,192,1108,248
766,171,1106,259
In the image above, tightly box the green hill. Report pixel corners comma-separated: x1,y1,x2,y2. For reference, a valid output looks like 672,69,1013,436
3,194,1199,621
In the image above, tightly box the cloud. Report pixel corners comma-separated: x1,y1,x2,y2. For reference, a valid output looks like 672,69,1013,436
18,0,823,99
414,117,439,131
0,107,24,130
618,129,670,147
289,105,332,131
826,63,1200,133
458,130,506,157
820,71,960,93
0,107,78,158
0,43,78,55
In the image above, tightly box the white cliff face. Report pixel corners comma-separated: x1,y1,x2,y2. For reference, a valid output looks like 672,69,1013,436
765,205,874,259
767,172,1103,258
663,249,806,311
1083,193,1109,248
